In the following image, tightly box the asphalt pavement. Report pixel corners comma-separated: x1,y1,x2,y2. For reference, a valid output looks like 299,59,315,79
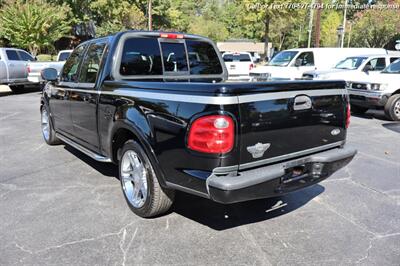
0,92,399,265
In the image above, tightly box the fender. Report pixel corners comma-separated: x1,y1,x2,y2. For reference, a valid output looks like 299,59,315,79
108,119,169,187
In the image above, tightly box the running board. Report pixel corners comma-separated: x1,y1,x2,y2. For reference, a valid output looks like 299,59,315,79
56,133,112,163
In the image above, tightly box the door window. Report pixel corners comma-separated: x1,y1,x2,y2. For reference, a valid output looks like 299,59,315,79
60,45,86,82
390,57,399,64
17,51,34,61
6,50,20,61
79,41,107,84
365,58,386,71
296,52,314,66
160,42,188,72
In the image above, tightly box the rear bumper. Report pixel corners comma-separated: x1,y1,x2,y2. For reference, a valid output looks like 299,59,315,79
207,146,357,204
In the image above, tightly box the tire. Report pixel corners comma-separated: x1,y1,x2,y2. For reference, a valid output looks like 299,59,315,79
351,104,368,115
384,94,400,121
41,106,61,145
119,140,175,218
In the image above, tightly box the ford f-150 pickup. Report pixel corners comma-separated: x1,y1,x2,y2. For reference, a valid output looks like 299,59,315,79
40,31,357,217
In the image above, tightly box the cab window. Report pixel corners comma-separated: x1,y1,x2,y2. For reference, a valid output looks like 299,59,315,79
365,58,386,71
79,41,107,83
390,57,399,64
61,45,86,82
6,50,20,61
295,52,314,66
160,42,188,73
18,51,35,61
120,37,162,76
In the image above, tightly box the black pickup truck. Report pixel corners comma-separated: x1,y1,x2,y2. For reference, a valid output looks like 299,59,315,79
40,31,356,217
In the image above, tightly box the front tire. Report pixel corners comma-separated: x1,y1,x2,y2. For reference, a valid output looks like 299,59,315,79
384,94,400,121
119,141,175,218
41,106,60,145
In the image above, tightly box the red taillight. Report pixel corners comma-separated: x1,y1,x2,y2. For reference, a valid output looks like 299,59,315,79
188,115,234,154
160,33,184,39
27,66,31,73
346,104,351,128
249,64,254,71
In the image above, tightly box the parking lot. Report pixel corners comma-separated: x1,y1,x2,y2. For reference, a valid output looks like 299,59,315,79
0,91,399,265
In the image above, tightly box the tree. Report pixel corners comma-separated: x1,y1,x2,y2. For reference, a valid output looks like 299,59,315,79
320,11,341,47
189,17,229,41
350,7,400,48
0,1,71,55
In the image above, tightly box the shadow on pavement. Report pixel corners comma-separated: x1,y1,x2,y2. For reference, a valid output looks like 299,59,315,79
351,110,390,121
172,185,324,230
63,144,324,230
64,145,118,179
382,122,400,133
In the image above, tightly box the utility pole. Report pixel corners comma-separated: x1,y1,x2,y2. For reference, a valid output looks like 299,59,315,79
341,0,348,48
307,0,316,48
314,0,322,47
148,0,152,31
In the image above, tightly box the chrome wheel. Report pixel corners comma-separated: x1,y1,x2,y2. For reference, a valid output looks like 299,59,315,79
41,108,50,141
394,100,400,118
120,150,148,208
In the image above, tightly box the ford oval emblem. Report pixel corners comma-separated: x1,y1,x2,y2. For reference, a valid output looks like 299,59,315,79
331,129,341,136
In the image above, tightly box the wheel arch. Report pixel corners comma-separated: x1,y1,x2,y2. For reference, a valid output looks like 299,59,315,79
391,89,400,96
110,121,168,187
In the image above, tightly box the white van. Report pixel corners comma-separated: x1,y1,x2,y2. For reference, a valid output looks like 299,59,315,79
250,48,387,80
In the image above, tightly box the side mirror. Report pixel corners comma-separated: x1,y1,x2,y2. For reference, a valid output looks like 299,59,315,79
363,65,373,72
294,58,302,67
41,68,58,81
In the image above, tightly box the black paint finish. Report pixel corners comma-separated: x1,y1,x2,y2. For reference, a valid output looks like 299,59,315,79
41,30,351,201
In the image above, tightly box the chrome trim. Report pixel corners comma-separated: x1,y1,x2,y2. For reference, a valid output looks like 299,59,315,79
211,141,345,173
239,141,345,170
348,89,383,98
56,133,112,162
165,182,210,199
51,86,346,105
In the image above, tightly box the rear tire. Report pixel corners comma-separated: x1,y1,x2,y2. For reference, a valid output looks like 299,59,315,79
41,106,61,145
351,105,368,115
384,94,400,121
119,140,175,218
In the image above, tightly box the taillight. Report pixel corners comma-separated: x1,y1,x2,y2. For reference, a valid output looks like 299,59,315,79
160,33,184,39
346,104,351,128
188,115,234,154
27,66,31,73
249,64,254,71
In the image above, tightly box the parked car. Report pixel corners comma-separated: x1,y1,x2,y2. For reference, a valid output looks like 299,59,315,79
0,47,36,92
250,48,388,80
302,54,400,81
222,52,254,78
347,58,400,121
27,49,73,84
40,31,356,217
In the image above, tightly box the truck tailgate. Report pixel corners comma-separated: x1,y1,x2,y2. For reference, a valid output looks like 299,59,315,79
237,82,348,169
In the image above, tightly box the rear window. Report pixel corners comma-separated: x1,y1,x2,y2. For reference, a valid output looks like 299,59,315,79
223,54,251,62
6,50,19,60
58,52,71,61
120,38,163,76
18,51,34,61
186,40,223,74
160,42,188,72
119,37,223,77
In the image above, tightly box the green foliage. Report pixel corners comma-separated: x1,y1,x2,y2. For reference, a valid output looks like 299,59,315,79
36,54,55,61
320,11,341,47
351,8,400,48
0,0,71,55
189,17,228,41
